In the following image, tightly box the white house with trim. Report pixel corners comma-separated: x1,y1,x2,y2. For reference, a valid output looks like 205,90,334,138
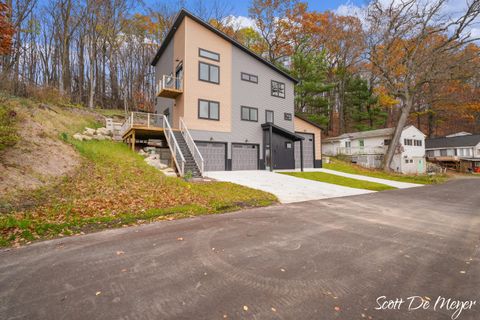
323,125,426,174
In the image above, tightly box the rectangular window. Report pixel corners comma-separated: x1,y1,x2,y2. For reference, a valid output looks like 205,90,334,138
359,139,364,147
241,72,258,84
404,139,413,146
345,141,351,148
284,113,292,121
285,142,292,149
271,80,285,98
198,99,220,120
241,106,258,122
199,48,220,61
266,110,274,123
199,62,219,84
384,139,391,146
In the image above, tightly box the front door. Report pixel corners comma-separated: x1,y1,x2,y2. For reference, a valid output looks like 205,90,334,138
272,134,295,170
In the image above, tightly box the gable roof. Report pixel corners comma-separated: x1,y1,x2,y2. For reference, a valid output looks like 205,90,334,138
295,114,324,130
323,125,424,142
324,127,395,142
150,8,298,83
426,134,480,149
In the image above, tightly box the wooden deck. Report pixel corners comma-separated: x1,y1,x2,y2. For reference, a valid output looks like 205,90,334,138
122,125,180,151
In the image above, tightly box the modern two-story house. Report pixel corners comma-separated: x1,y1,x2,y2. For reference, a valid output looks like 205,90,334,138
148,9,322,175
323,125,426,174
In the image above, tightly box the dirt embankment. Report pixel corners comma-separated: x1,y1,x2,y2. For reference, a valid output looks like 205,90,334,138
0,98,103,197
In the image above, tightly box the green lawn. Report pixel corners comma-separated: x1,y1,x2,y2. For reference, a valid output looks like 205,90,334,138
280,171,396,191
0,138,276,247
323,158,447,184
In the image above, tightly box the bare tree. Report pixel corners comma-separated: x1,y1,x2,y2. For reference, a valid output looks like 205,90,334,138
367,0,480,171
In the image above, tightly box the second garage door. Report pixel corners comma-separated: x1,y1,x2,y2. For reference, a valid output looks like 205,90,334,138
295,133,314,168
232,144,258,170
196,142,226,171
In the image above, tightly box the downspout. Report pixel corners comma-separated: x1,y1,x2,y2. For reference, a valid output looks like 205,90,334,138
269,125,273,171
300,139,304,172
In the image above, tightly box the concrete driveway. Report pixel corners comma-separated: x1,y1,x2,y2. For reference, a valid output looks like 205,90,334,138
1,179,479,320
205,170,373,203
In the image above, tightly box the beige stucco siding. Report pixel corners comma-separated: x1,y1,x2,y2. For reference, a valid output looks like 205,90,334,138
295,117,322,160
180,16,232,132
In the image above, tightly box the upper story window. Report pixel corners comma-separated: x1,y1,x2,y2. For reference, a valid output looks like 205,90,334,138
241,106,258,122
284,113,292,121
384,139,391,146
199,48,220,61
199,62,219,84
404,139,413,146
198,99,219,120
241,72,258,84
413,139,422,146
266,110,274,123
271,80,285,98
345,141,351,148
359,139,365,147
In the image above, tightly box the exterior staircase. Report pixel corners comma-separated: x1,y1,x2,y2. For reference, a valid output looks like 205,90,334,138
173,131,202,178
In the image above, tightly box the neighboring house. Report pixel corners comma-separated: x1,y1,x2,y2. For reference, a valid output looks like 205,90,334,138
425,133,480,172
149,9,322,173
323,125,426,174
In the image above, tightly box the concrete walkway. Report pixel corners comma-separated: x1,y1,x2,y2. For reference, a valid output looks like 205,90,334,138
277,168,423,189
205,170,373,203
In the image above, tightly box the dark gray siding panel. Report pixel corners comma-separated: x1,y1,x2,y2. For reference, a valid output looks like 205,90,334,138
155,38,174,120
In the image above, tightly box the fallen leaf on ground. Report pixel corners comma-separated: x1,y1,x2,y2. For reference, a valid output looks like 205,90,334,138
96,291,101,296
177,237,184,241
271,307,277,312
116,251,125,255
334,306,341,312
243,306,248,311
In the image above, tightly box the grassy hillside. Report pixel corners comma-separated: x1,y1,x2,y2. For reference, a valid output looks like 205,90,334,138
0,95,276,247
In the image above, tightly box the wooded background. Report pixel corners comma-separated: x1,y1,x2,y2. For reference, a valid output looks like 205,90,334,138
1,0,480,142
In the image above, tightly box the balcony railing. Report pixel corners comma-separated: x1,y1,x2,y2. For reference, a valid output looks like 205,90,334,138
120,112,186,176
156,75,183,98
336,146,386,155
120,112,164,136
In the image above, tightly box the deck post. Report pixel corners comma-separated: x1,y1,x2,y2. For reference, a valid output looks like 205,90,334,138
300,140,304,172
131,131,135,151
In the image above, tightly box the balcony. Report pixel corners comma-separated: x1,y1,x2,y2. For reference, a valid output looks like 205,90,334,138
156,75,183,98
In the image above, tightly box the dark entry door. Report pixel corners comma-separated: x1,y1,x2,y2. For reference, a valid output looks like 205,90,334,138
271,133,295,169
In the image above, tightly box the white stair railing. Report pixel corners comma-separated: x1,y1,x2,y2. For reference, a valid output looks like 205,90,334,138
162,115,186,176
179,117,204,176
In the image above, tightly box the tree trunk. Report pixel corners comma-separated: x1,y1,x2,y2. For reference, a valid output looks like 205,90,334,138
383,96,414,171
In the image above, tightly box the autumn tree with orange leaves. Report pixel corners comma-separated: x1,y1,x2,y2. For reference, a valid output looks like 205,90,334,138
367,0,480,171
0,2,14,55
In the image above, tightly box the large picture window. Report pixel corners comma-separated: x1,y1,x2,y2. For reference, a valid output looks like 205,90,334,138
241,106,258,122
198,99,220,120
199,62,219,84
271,80,285,98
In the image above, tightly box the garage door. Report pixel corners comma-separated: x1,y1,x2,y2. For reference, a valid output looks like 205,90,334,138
196,142,226,171
232,144,258,170
295,133,314,168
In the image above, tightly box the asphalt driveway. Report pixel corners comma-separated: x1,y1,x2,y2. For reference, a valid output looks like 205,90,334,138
205,170,373,203
1,179,479,320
